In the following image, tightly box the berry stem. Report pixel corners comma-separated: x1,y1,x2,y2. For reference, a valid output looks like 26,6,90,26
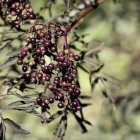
64,33,68,48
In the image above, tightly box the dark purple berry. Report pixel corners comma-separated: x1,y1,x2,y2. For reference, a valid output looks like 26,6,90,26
42,76,46,82
36,48,41,54
75,89,81,96
72,101,78,107
22,51,27,57
74,55,80,61
68,87,73,94
17,59,23,65
22,66,28,72
30,76,37,83
48,63,54,70
76,105,82,111
36,97,42,105
49,98,54,103
67,75,74,82
41,102,46,109
37,73,42,78
39,59,45,65
58,102,64,108
26,37,31,43
50,46,57,52
25,73,31,79
72,68,77,74
46,75,51,81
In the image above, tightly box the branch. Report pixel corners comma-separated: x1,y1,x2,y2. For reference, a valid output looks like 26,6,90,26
65,0,107,34
63,0,108,48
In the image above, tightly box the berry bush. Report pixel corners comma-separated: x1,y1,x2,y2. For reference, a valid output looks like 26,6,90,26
0,0,118,139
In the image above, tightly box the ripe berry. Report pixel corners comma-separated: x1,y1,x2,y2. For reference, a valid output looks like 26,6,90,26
43,66,49,73
75,89,81,96
15,24,21,30
36,48,41,54
49,98,54,103
67,75,74,82
22,51,27,57
72,101,78,107
68,87,73,94
48,63,54,70
25,73,31,79
26,37,31,43
36,97,42,105
76,105,82,111
41,102,46,109
30,76,37,83
50,46,57,52
42,76,46,82
22,66,28,72
39,59,45,65
58,102,64,108
57,92,64,99
17,59,23,65
46,75,51,81
72,68,77,74
44,41,51,47
29,13,36,19
37,73,43,78
74,55,80,61
44,99,49,105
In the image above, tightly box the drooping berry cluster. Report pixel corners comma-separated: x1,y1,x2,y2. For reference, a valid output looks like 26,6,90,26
17,23,82,111
0,0,36,30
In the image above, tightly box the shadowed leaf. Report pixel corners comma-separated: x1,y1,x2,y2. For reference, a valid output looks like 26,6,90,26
73,113,87,133
78,64,89,73
6,100,34,109
27,110,52,122
3,118,30,135
55,115,67,139
47,111,63,123
0,113,6,140
0,56,17,70
8,105,38,111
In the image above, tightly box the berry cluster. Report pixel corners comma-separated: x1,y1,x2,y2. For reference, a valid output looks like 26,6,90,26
0,0,36,30
17,24,82,111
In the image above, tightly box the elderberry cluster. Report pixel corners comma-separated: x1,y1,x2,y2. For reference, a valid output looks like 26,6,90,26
17,24,82,111
0,0,36,30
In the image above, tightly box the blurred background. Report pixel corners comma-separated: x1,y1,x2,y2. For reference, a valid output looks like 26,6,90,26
0,0,140,140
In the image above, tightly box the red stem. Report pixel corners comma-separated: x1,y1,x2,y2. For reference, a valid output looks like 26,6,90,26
65,0,107,34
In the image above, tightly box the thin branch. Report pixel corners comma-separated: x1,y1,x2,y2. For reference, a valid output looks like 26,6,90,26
65,0,107,34
63,0,108,48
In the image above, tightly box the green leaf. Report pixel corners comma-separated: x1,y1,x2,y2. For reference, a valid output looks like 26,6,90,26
3,118,30,135
6,100,34,109
0,57,17,70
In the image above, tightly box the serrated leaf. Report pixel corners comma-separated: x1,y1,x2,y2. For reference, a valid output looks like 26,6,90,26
0,56,17,70
3,118,30,135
